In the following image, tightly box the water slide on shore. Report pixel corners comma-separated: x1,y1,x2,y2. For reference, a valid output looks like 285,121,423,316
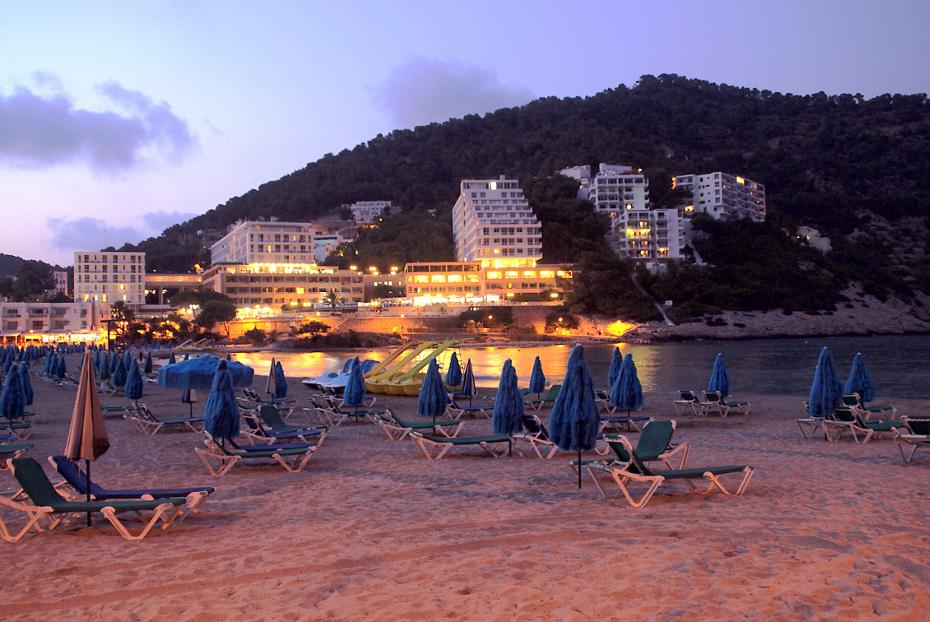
366,340,456,395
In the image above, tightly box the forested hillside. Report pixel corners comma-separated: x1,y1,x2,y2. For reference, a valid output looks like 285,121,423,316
123,74,930,318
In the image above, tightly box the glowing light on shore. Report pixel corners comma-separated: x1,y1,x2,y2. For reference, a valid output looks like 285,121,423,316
605,320,637,338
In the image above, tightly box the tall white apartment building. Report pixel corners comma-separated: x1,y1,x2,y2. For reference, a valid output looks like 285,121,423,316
210,220,318,265
74,251,146,306
577,163,684,265
312,233,343,263
51,270,69,297
673,172,766,222
558,164,593,199
452,176,542,268
589,163,650,217
345,200,392,225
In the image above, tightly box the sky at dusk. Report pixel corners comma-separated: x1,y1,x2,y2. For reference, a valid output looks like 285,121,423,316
2,0,929,266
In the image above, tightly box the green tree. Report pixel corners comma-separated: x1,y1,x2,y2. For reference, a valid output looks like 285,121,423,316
196,299,238,337
296,320,330,336
0,276,13,299
11,260,54,301
323,289,341,309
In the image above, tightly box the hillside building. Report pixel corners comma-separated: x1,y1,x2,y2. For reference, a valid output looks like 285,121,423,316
672,172,766,222
74,251,146,306
345,200,392,225
452,176,542,268
210,220,319,265
51,270,69,297
403,261,572,305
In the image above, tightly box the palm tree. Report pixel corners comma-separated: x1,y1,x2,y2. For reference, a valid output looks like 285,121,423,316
323,289,341,310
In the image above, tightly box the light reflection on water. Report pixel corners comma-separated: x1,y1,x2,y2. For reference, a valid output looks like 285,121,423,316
231,334,930,399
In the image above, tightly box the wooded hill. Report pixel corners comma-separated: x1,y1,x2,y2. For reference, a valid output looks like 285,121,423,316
122,74,930,320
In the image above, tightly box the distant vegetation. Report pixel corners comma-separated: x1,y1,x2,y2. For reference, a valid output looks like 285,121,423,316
114,74,930,318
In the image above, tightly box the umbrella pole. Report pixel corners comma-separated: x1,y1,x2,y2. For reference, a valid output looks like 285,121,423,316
85,459,92,527
577,448,582,489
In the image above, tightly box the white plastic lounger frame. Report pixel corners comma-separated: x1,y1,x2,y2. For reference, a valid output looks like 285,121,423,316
894,417,930,464
410,432,508,460
194,435,315,477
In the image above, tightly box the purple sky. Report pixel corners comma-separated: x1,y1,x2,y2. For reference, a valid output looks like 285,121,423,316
2,0,928,266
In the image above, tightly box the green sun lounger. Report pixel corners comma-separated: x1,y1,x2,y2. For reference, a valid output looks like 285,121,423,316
0,457,198,542
823,406,901,444
411,432,512,460
194,433,315,476
372,410,464,440
591,433,754,508
893,417,930,463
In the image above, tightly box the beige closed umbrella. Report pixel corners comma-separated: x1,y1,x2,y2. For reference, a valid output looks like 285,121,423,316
64,350,111,526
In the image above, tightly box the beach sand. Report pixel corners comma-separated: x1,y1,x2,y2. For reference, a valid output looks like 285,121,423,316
1,354,929,620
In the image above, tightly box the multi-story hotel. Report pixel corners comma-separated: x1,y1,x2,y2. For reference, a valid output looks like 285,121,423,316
74,251,146,306
201,263,364,308
452,176,542,268
673,172,766,222
51,270,69,297
210,220,319,265
345,200,392,225
0,301,107,343
403,261,572,304
564,163,684,265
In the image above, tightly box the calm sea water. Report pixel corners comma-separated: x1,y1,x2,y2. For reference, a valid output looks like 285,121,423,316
231,334,930,399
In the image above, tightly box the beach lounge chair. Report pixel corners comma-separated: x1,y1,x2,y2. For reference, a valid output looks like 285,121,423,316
0,457,197,542
49,456,213,516
314,396,383,427
410,432,512,460
242,405,328,446
822,407,901,444
513,414,558,459
240,387,297,416
128,403,203,435
595,390,618,415
0,443,33,468
893,417,930,463
587,420,690,494
194,433,315,476
797,401,826,439
841,393,897,421
446,396,490,420
700,391,751,417
371,410,464,441
673,390,703,416
591,434,753,508
600,412,652,433
528,385,561,411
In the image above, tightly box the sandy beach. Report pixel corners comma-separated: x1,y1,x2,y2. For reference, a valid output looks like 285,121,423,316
1,354,928,621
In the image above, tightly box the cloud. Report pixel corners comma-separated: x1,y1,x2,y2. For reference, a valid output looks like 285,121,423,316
141,210,197,232
0,75,196,172
374,57,533,128
47,210,195,252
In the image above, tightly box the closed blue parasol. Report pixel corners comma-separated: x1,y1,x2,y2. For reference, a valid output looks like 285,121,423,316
56,354,67,380
144,351,153,375
417,358,447,428
445,351,463,388
610,353,644,413
168,352,177,365
461,358,478,407
157,355,254,391
0,365,26,424
342,358,366,412
273,360,288,400
19,361,33,407
607,347,623,390
844,352,874,402
98,352,111,382
124,358,144,402
808,346,842,418
707,353,730,398
528,356,546,401
203,360,240,441
492,359,524,436
112,356,127,388
549,344,599,487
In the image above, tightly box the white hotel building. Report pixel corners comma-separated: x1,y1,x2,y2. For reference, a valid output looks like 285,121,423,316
345,200,392,225
452,176,542,268
672,172,766,222
74,251,146,306
563,163,683,265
